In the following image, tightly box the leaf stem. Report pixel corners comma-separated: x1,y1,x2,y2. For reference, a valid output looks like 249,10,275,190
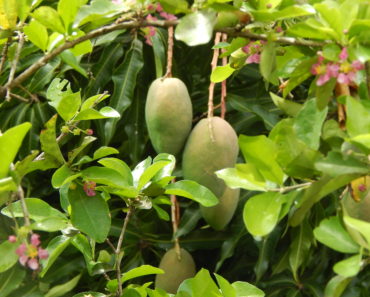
17,185,31,227
220,33,228,119
115,205,134,297
270,182,312,193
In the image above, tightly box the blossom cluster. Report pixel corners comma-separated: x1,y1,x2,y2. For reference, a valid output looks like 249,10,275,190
9,233,48,270
145,3,177,46
311,48,364,86
242,40,266,64
83,180,97,196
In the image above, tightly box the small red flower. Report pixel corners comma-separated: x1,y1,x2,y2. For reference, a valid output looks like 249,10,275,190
83,181,97,197
15,233,48,270
8,235,17,243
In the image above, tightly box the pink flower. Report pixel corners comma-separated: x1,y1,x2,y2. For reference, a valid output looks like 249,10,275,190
19,255,28,266
112,0,121,4
242,44,252,54
339,47,348,61
83,181,97,197
86,129,93,136
317,73,331,86
326,63,339,78
38,248,49,259
27,258,39,270
31,234,40,246
8,235,17,243
275,26,283,33
246,54,261,64
337,73,351,84
159,11,177,21
16,243,27,256
156,3,163,12
352,60,364,71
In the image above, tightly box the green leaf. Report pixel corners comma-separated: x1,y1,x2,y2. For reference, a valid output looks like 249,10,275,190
40,115,65,165
346,96,370,138
333,254,362,278
137,161,170,191
17,0,33,22
57,0,87,31
294,98,327,150
45,274,81,297
0,265,26,296
40,235,72,277
232,281,265,297
0,122,31,179
60,50,88,77
98,158,133,185
1,198,67,221
68,136,96,164
23,20,48,51
239,135,284,185
31,216,69,232
243,192,284,237
69,185,111,243
81,94,110,111
210,65,235,83
349,134,370,153
32,6,65,33
314,0,342,37
343,216,370,249
252,4,315,22
51,92,81,122
315,78,336,110
106,265,164,293
289,222,311,281
260,41,277,84
82,166,131,188
315,152,369,176
72,293,106,297
0,241,18,273
159,0,189,14
313,216,359,253
216,164,267,192
165,180,219,207
0,177,17,193
214,273,236,297
190,269,222,297
269,92,302,117
175,11,217,46
74,107,120,121
52,164,74,188
71,234,94,275
324,275,351,297
93,147,119,159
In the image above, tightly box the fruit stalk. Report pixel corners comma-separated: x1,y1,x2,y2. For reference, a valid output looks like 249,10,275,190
165,26,174,78
221,33,228,119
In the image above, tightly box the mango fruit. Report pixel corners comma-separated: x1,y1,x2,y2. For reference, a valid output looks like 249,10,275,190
201,187,240,230
155,247,196,294
182,117,239,229
182,116,239,197
145,77,193,155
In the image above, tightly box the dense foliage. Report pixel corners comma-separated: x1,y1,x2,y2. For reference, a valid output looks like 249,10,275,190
1,0,370,296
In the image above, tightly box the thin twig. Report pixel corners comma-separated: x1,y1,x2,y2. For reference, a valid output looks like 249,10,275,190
0,37,12,75
220,33,228,119
164,26,174,78
106,238,116,253
269,182,312,193
9,92,29,102
115,205,134,297
0,20,328,98
18,84,39,102
193,103,222,123
17,185,31,227
335,82,350,130
6,32,25,101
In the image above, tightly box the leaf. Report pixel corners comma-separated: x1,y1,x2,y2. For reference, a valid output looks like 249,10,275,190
239,135,284,185
57,0,87,31
0,0,17,29
1,198,67,221
324,275,352,297
210,65,235,83
31,216,69,232
69,185,111,243
52,164,74,188
68,136,96,164
72,293,106,297
252,4,315,22
315,78,336,110
32,6,65,33
0,265,26,297
93,147,119,159
40,235,71,277
346,96,370,138
214,273,236,297
60,50,88,77
0,241,18,273
191,269,222,297
40,115,65,165
137,160,170,191
289,222,311,281
104,38,143,144
216,164,266,191
0,177,17,193
269,92,302,117
0,122,31,179
243,192,284,237
315,152,369,177
343,216,370,249
293,98,328,150
260,41,277,84
159,0,189,14
98,158,133,185
81,94,110,111
106,265,164,293
45,274,81,297
74,107,120,121
52,92,81,122
82,166,131,188
23,20,48,51
333,254,362,278
165,180,219,207
313,216,359,254
175,10,217,46
232,281,265,297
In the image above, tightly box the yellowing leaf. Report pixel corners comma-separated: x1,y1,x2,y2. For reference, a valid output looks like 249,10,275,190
349,176,370,202
0,0,18,29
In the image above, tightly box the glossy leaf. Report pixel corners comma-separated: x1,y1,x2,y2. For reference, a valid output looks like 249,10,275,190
98,158,133,185
214,273,236,297
232,281,265,297
82,166,131,188
165,180,219,207
269,92,302,117
32,6,65,33
23,20,48,51
313,216,359,253
0,265,26,297
260,41,277,84
346,96,370,137
0,241,18,273
211,65,235,83
74,107,120,121
243,192,284,237
57,0,87,31
175,11,217,46
0,122,31,179
324,275,351,297
333,254,362,278
69,186,111,243
45,274,81,297
40,115,65,165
